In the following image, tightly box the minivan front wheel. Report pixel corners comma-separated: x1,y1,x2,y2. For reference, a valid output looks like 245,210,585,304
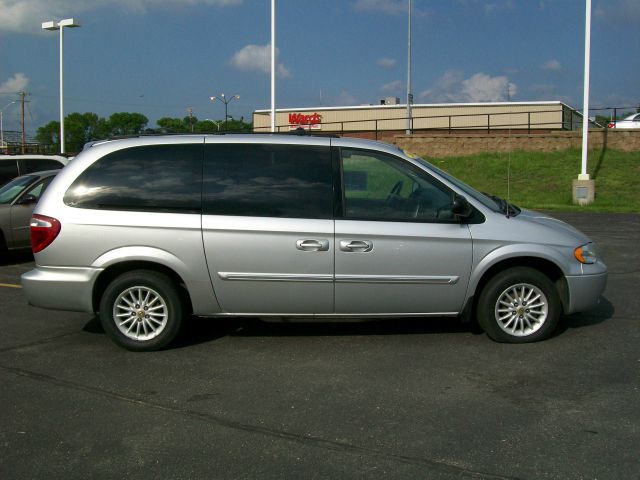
477,267,561,343
99,270,183,351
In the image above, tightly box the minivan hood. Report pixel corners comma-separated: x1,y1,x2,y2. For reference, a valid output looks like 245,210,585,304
516,209,590,244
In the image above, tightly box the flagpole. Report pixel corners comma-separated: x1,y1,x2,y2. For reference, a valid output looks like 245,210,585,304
579,0,591,180
271,0,276,133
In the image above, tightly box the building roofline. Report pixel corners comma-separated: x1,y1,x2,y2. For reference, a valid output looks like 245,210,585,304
254,101,570,115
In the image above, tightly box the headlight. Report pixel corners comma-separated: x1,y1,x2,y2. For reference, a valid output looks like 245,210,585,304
574,243,597,264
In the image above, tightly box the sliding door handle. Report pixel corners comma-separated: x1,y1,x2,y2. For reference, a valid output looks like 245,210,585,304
296,239,330,252
339,240,373,252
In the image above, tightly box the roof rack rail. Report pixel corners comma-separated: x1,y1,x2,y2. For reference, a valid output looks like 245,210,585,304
82,130,341,149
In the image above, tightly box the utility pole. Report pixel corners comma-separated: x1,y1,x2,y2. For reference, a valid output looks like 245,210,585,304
19,91,29,154
187,107,194,132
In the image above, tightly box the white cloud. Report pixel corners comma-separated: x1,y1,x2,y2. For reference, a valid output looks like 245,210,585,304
484,0,514,14
0,73,29,94
461,73,516,102
353,0,407,15
230,44,291,78
353,0,429,17
541,59,562,71
335,90,359,106
596,0,640,26
420,70,517,103
377,57,396,68
381,80,403,94
418,70,463,102
0,0,242,33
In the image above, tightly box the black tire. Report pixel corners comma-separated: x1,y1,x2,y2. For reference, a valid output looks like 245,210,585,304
477,267,561,343
0,231,7,256
99,270,183,351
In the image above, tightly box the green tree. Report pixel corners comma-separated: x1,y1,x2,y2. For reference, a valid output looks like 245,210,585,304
107,112,148,136
35,120,60,148
222,118,252,132
156,117,189,133
195,119,221,133
64,112,109,152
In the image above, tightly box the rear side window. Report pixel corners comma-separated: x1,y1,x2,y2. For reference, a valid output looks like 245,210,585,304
203,144,333,218
19,158,64,174
64,144,202,213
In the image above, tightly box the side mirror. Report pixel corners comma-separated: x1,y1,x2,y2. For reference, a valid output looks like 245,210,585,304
16,194,37,206
451,195,473,219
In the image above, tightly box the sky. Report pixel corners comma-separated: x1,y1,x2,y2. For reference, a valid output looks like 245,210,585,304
0,0,639,134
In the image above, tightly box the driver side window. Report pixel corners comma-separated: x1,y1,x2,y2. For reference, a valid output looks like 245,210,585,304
341,148,455,222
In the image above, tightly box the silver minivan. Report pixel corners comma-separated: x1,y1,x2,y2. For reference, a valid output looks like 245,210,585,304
22,135,607,350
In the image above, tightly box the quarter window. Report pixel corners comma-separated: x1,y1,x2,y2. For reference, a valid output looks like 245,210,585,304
64,144,202,212
203,144,333,218
341,148,455,222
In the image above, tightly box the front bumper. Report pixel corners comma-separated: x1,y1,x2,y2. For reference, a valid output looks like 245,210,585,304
565,272,608,314
21,266,102,313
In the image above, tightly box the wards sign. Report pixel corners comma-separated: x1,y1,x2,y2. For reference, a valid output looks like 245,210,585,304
288,113,322,130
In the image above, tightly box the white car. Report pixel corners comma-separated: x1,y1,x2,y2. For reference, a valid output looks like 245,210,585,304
608,113,640,129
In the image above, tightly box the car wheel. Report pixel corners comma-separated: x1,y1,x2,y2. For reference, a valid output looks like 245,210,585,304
477,267,561,343
99,270,183,351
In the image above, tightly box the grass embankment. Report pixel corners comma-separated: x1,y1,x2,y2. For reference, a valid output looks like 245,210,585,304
425,148,640,213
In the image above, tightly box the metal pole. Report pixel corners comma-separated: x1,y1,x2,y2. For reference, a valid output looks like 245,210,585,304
59,25,65,154
579,0,591,180
406,0,412,134
271,0,276,133
21,92,26,153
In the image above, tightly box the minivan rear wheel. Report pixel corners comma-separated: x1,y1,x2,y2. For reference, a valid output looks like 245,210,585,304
477,267,561,343
99,270,183,351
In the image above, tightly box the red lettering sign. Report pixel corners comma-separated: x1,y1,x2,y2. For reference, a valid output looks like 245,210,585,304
288,112,322,130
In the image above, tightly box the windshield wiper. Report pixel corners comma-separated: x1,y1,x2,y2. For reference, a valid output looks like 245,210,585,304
485,193,520,217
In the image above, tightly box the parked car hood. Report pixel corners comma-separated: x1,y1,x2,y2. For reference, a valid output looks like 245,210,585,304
516,209,590,244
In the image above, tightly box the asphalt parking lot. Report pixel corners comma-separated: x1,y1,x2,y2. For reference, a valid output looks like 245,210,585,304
0,212,638,480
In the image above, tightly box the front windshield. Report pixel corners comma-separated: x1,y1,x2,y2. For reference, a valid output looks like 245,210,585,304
411,155,506,213
0,175,36,204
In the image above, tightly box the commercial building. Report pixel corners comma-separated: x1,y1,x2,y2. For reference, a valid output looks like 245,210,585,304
253,101,581,137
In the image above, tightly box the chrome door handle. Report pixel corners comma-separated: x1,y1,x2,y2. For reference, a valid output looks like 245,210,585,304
296,239,329,252
339,240,373,252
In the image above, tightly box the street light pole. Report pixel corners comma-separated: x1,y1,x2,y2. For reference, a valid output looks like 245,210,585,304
209,93,240,130
1,101,17,152
579,0,591,181
406,0,413,134
42,18,80,155
572,0,595,206
271,0,276,133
